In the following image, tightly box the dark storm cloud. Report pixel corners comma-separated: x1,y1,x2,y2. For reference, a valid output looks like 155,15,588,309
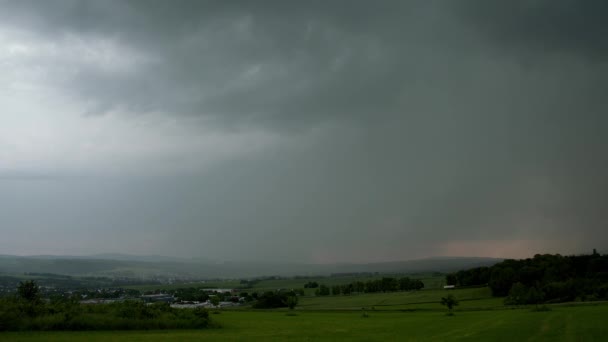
1,1,607,261
2,1,607,127
0,0,453,127
457,0,608,60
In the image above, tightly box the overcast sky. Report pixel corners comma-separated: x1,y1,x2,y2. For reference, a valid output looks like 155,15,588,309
1,0,607,263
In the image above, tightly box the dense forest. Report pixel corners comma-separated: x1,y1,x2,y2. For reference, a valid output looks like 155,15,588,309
446,251,608,304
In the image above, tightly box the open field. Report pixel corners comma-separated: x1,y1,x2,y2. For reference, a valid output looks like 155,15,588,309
123,280,243,292
297,287,499,311
3,303,608,341
3,287,607,340
123,273,445,294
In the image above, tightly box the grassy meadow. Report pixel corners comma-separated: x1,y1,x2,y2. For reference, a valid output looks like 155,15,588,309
124,273,445,294
3,303,608,341
3,286,608,341
296,287,501,311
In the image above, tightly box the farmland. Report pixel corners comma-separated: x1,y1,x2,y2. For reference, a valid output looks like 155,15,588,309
297,287,503,311
124,273,446,295
4,302,607,341
4,254,608,340
3,285,607,341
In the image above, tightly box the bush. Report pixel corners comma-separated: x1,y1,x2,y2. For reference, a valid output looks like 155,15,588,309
253,291,291,309
505,283,544,305
315,285,330,296
0,298,212,331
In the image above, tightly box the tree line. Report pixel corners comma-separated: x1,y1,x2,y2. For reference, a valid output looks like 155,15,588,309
446,251,608,305
314,277,424,296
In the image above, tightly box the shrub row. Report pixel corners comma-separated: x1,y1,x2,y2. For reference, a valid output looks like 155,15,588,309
0,298,211,331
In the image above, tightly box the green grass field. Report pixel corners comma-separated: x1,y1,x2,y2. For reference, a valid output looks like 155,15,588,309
124,273,445,295
3,287,606,341
296,287,500,311
3,303,607,341
124,280,243,292
253,274,447,296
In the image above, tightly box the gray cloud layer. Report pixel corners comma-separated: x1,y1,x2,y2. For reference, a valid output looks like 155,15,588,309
1,1,606,262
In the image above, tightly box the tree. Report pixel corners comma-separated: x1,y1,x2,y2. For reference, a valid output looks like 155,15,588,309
304,281,319,288
252,291,290,309
489,267,516,296
16,280,43,317
440,294,459,314
341,284,352,295
210,296,220,307
286,296,298,310
315,284,330,296
504,282,527,305
446,273,458,286
17,280,41,303
505,282,544,305
331,285,341,295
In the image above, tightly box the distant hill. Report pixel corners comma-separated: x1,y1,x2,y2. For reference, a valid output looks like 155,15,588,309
0,254,501,279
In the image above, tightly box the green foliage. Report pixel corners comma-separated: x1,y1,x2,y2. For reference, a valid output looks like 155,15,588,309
315,284,330,296
331,285,341,295
0,298,22,331
440,294,459,312
17,280,41,303
5,305,608,341
210,296,220,307
0,295,211,331
446,267,490,287
298,287,497,311
252,291,295,309
303,281,319,288
286,296,298,310
446,273,458,286
447,252,608,304
505,282,544,305
315,277,423,297
489,267,516,296
173,288,209,302
239,292,254,302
